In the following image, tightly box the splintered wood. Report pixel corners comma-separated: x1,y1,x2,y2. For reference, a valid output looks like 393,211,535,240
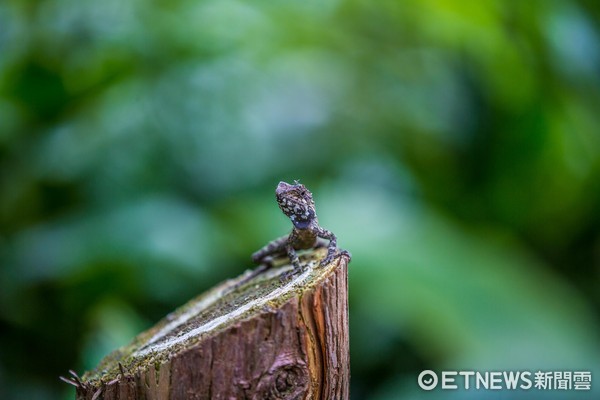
76,248,350,400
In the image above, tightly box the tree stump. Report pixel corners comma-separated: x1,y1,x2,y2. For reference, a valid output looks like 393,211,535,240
74,248,350,400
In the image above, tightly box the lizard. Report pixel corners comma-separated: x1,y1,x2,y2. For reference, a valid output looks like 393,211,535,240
251,180,350,279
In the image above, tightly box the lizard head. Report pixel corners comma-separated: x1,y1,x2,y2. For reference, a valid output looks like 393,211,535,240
275,181,316,229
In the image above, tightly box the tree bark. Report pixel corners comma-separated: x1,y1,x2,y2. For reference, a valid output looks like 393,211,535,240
75,248,350,400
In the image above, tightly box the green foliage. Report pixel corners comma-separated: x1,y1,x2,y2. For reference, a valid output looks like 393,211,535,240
1,0,599,399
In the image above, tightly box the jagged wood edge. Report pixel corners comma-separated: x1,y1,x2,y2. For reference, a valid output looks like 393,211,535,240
77,247,349,399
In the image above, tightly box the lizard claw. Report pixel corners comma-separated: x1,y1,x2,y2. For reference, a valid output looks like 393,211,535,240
320,255,334,267
279,271,293,283
319,249,351,267
339,249,351,261
280,264,303,282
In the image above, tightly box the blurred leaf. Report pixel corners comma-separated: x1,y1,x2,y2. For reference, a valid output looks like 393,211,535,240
1,0,600,399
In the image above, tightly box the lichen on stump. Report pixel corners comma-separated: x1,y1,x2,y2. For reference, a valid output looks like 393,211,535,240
76,248,350,400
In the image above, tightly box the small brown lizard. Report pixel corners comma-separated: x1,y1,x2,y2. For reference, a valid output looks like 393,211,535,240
251,181,350,278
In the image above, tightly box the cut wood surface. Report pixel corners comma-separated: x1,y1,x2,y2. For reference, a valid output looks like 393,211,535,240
75,248,350,400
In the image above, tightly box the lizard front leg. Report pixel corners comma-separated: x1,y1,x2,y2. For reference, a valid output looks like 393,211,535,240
280,230,305,281
315,227,351,266
286,230,301,271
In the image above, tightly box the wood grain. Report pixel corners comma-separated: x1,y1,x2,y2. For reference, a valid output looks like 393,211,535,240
76,248,350,400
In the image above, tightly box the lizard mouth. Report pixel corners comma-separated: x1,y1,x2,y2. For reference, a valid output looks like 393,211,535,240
275,181,294,195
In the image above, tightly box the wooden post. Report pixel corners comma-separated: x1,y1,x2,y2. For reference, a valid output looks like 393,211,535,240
74,248,350,400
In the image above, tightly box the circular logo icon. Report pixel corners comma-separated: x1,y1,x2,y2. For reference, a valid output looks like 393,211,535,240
418,370,438,390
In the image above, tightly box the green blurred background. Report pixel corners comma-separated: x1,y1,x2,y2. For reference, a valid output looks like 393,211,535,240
1,0,599,399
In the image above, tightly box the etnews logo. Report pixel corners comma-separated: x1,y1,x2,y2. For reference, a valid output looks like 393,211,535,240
418,370,592,391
